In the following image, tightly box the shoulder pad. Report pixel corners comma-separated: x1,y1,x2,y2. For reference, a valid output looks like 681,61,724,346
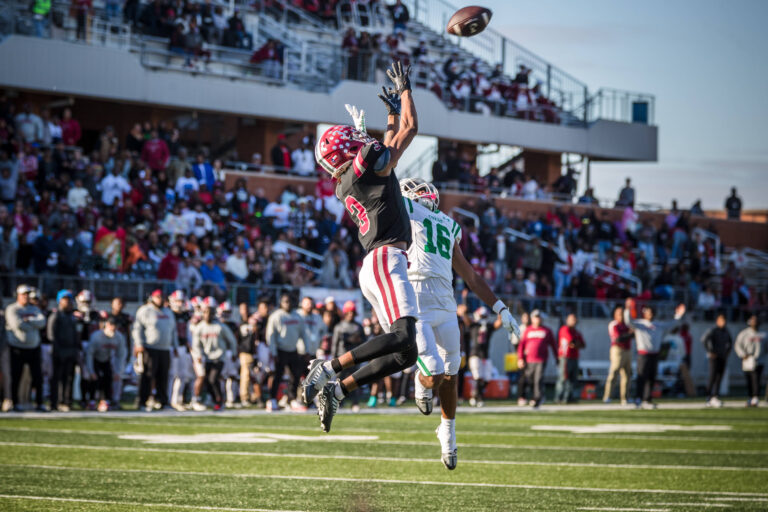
352,142,390,177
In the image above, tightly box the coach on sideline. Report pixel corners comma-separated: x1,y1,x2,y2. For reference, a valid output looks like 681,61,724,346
133,289,178,411
5,284,47,412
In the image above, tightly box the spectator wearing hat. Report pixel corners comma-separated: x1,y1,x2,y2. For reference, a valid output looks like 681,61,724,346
270,134,291,172
555,313,585,404
191,297,237,411
86,316,126,412
133,289,179,411
5,285,47,411
265,293,305,411
47,290,79,411
330,301,365,411
517,309,556,408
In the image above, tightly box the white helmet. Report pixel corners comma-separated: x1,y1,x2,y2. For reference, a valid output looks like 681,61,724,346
201,296,218,310
400,177,439,212
216,300,232,320
76,290,93,312
169,290,187,312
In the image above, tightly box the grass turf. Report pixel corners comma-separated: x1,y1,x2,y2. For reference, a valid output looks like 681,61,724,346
1,405,767,511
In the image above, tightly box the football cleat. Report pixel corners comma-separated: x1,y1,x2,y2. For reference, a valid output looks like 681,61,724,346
317,382,339,433
415,396,433,416
302,359,335,405
441,449,458,470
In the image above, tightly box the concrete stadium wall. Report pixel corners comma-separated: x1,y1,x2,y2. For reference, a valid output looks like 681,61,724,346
0,35,656,162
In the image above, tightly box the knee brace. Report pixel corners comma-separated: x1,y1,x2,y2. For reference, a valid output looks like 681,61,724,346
392,316,417,368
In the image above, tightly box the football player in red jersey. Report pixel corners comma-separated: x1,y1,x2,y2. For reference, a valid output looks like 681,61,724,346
302,61,420,432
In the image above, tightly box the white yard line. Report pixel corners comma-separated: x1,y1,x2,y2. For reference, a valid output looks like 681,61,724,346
704,497,768,502
0,420,757,444
577,508,670,512
2,463,768,498
0,494,303,512
646,502,731,508
3,441,768,472
1,426,766,456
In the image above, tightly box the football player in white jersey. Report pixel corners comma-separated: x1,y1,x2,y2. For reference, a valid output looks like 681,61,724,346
400,177,521,470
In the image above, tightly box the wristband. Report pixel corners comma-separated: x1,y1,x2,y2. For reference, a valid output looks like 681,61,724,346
492,300,507,315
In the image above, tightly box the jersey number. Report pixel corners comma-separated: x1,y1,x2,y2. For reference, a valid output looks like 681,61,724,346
423,219,451,259
345,195,370,235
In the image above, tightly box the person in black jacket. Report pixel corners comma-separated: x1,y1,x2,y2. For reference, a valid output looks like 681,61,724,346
701,312,733,407
47,290,80,411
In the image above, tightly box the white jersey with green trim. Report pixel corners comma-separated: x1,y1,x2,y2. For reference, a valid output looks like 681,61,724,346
405,199,462,285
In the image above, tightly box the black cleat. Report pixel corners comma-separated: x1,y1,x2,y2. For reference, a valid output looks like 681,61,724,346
317,382,339,433
441,449,457,470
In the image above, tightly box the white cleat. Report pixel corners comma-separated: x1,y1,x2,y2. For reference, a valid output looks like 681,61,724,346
640,401,658,410
190,402,207,412
301,359,335,406
436,424,457,470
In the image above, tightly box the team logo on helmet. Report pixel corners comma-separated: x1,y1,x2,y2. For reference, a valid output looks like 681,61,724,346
315,125,376,178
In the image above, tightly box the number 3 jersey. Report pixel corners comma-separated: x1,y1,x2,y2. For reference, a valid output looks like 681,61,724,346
405,200,462,310
335,141,412,252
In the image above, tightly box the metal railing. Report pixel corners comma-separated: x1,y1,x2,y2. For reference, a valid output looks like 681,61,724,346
582,88,656,125
451,207,480,228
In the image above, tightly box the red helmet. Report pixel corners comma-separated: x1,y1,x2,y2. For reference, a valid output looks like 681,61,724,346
315,124,376,178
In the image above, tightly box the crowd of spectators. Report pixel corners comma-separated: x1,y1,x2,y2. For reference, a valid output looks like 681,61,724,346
1,94,765,324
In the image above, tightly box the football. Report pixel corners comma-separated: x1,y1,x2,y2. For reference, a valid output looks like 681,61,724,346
446,6,493,37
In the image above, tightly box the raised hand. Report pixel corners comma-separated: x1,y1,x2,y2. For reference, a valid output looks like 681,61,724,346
386,60,411,95
344,104,366,132
377,86,401,116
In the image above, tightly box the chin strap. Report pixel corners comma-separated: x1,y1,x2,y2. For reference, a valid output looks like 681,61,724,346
345,104,366,133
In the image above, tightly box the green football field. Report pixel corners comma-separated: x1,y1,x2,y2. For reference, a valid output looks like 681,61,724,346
1,403,767,511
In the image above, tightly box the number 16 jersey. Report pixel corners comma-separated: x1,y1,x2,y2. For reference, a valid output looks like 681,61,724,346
405,200,462,286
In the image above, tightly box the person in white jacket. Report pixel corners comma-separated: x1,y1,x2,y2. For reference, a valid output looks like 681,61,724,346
733,314,767,407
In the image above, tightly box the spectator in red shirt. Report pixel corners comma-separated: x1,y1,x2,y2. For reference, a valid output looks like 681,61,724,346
60,108,81,147
141,130,170,173
603,305,634,404
517,309,556,408
555,313,585,404
157,244,181,280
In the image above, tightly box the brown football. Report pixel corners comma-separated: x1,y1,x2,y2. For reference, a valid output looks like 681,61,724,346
446,6,493,37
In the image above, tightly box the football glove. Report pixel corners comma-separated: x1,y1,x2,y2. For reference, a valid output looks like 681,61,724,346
386,60,411,95
377,86,401,116
493,300,521,339
344,104,366,133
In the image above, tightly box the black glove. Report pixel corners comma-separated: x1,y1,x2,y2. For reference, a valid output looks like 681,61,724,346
377,86,401,116
386,60,411,95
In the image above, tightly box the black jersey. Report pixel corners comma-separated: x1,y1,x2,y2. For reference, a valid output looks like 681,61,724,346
173,310,191,346
336,141,412,252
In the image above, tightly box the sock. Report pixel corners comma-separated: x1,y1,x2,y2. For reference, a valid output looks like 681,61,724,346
328,359,342,374
335,381,347,400
441,417,456,450
386,391,392,400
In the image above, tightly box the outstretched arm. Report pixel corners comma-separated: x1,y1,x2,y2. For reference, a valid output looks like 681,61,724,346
452,243,520,338
377,62,417,175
